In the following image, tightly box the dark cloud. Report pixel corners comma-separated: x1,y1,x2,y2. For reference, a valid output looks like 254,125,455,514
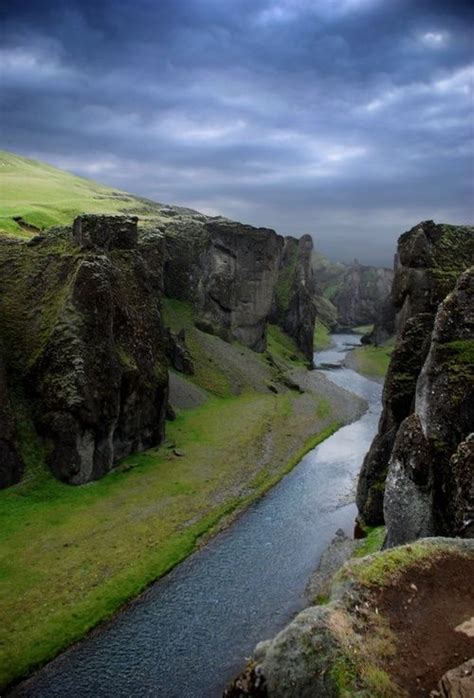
1,0,473,264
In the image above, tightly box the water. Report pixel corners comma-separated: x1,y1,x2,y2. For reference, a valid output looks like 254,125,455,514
11,335,382,698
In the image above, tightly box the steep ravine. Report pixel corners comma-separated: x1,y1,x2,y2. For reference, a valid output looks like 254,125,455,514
9,336,382,698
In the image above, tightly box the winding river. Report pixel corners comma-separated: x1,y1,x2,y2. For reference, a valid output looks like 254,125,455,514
12,334,383,698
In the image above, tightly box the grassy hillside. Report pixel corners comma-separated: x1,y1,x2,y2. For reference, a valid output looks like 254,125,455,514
0,150,192,236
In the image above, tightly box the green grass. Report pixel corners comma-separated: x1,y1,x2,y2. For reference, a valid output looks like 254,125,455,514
0,382,340,689
354,526,386,558
353,324,374,335
313,320,332,350
350,341,394,379
0,150,174,236
267,324,306,365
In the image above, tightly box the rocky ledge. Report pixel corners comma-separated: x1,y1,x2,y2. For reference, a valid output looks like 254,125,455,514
225,538,474,698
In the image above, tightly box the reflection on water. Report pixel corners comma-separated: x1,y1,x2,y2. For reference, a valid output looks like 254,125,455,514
12,335,383,698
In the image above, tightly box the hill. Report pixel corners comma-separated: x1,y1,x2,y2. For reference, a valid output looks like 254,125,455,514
0,150,202,236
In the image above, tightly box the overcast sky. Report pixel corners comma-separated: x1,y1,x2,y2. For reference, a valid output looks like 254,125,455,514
1,0,473,264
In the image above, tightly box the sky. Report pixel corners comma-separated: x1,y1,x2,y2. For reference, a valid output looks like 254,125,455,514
1,0,473,265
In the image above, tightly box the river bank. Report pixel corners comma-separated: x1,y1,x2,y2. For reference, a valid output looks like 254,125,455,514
7,334,382,698
1,327,365,692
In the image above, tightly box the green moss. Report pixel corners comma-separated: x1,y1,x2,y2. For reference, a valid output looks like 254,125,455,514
162,297,195,332
438,339,474,372
346,542,443,587
354,527,386,558
330,654,358,695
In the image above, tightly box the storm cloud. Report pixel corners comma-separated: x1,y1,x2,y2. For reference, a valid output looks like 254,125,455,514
1,0,473,264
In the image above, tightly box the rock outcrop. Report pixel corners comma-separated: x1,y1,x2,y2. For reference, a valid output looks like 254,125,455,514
164,219,284,352
164,218,316,356
226,538,474,698
312,253,394,331
357,221,474,525
332,261,394,329
384,267,474,546
270,234,316,361
0,215,168,484
0,350,24,488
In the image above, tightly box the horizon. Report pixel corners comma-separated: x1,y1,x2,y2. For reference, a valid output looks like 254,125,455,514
1,0,473,264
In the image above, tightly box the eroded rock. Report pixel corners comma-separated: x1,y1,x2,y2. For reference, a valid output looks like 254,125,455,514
357,222,474,525
0,216,168,485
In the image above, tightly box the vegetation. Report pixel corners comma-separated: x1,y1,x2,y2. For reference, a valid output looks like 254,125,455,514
353,324,374,335
349,340,394,379
354,526,386,558
0,294,342,689
313,320,332,350
0,150,177,236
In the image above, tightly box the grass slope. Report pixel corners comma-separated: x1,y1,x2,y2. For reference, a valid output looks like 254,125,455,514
0,150,182,236
349,340,394,379
0,299,342,690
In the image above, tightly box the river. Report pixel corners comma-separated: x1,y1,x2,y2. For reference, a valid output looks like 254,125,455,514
11,334,383,698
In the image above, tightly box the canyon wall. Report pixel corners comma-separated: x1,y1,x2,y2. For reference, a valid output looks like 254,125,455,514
164,217,316,358
357,220,474,527
270,234,316,361
312,253,393,331
0,215,169,485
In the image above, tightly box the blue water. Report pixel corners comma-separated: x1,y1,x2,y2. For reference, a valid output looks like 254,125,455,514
11,335,382,698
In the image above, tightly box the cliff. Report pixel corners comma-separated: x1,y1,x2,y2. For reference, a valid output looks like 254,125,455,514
384,267,474,545
0,350,24,488
164,217,316,357
312,253,393,331
226,538,474,697
270,234,316,361
357,221,474,525
0,215,168,485
332,261,393,328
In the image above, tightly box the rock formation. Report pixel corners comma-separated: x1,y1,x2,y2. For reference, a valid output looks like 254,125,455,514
357,221,474,526
0,350,24,488
0,215,168,485
164,218,316,357
226,538,474,698
312,253,394,331
270,234,316,361
384,267,474,546
331,261,393,328
164,219,283,352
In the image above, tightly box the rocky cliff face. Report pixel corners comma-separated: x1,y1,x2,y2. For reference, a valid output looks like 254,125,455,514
332,262,394,328
164,217,315,356
0,215,168,485
384,267,474,545
312,253,393,331
0,351,24,488
357,221,474,526
270,234,316,361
